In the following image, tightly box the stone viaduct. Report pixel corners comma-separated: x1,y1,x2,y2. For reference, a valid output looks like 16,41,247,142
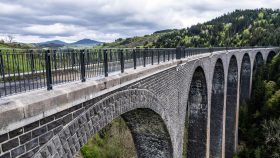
0,48,279,158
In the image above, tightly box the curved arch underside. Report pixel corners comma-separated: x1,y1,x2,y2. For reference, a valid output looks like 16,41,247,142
240,54,251,104
253,52,264,74
266,51,276,64
225,56,238,158
186,67,208,158
210,59,225,158
122,108,173,158
32,90,173,158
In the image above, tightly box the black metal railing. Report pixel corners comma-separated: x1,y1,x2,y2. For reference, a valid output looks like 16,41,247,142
0,47,272,97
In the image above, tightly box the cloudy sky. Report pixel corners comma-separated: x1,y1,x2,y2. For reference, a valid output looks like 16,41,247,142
0,0,279,43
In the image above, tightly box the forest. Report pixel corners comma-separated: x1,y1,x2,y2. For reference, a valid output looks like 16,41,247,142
103,9,280,48
237,52,280,158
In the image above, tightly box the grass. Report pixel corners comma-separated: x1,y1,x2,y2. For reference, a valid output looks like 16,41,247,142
80,117,136,158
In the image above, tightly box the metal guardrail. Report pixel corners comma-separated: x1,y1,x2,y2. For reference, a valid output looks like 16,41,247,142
0,46,272,97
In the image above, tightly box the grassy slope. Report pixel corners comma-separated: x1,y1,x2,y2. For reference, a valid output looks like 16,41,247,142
79,118,136,158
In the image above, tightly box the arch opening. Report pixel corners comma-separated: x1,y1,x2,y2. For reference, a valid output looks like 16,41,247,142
210,59,225,158
80,108,173,158
225,56,238,158
240,53,251,104
122,108,173,158
253,52,264,74
185,67,208,158
266,51,276,64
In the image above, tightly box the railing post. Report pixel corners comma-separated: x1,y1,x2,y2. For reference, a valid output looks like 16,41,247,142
30,50,35,73
182,46,185,58
103,49,108,77
0,50,6,96
163,50,166,62
45,50,53,90
80,49,86,82
168,50,170,61
53,50,57,70
71,49,75,66
120,49,124,73
133,49,137,69
151,49,154,65
176,46,181,59
158,49,160,64
209,47,213,53
143,47,147,67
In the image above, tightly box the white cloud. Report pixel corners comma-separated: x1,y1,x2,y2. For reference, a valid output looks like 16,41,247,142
0,2,33,15
23,23,86,35
0,0,279,43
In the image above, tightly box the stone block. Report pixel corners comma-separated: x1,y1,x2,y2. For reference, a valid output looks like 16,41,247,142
25,138,38,152
39,131,53,146
11,145,25,158
2,138,19,152
32,126,47,138
19,132,32,144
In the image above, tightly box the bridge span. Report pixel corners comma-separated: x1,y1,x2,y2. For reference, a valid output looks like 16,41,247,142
0,47,279,158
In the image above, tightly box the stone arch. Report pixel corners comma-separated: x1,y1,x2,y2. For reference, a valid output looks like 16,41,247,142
186,66,208,158
240,53,251,104
253,52,264,73
225,55,238,158
210,59,225,158
32,89,173,158
266,50,276,64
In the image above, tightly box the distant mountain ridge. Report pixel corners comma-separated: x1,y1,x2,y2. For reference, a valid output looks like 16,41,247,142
39,40,67,45
71,39,102,45
36,38,103,48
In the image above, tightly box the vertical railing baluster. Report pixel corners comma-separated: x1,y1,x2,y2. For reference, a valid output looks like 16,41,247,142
120,49,124,73
143,48,147,67
103,49,108,77
182,46,186,58
0,51,6,96
151,50,154,65
45,50,52,90
163,50,166,62
80,49,86,82
176,46,181,59
133,49,136,69
157,49,160,64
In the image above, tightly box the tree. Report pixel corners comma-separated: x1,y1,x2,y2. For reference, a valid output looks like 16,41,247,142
6,34,14,43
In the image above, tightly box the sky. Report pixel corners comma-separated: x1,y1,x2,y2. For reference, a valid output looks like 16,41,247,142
0,0,279,43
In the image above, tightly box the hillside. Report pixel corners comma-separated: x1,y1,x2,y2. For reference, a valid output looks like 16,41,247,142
35,39,103,48
102,9,280,48
101,29,176,48
0,41,33,49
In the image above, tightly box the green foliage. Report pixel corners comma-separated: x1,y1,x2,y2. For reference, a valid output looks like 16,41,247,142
237,51,280,158
103,9,280,48
80,118,136,158
269,53,280,82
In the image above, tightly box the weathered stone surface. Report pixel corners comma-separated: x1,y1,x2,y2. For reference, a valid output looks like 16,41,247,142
225,56,238,158
210,59,225,158
187,67,208,158
0,134,8,144
2,138,19,152
11,145,25,158
25,138,38,152
32,126,47,138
